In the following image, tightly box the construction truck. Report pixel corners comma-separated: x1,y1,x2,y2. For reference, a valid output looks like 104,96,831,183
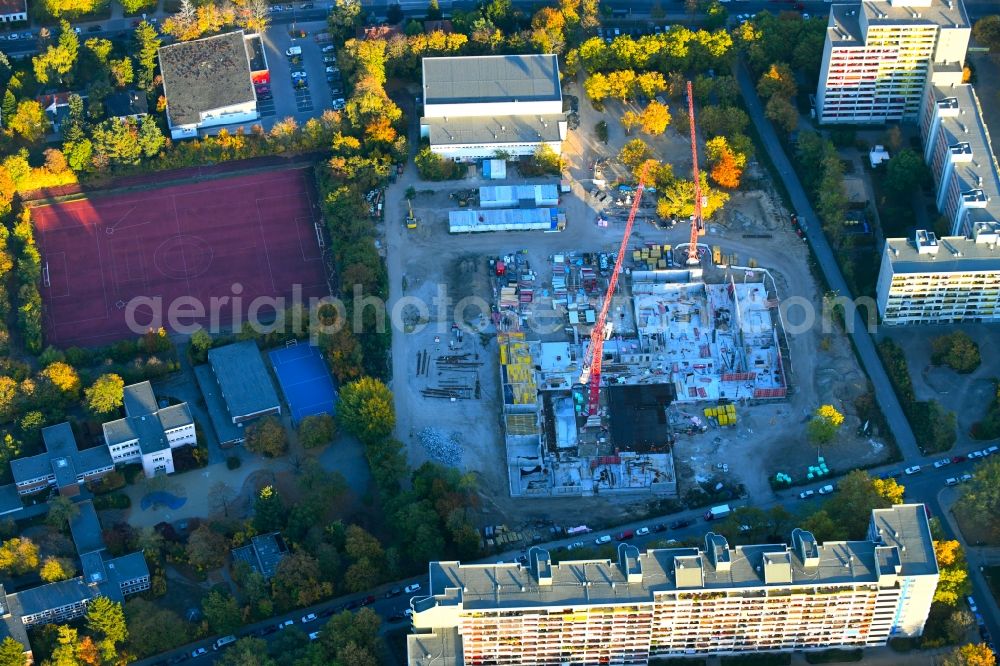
405,199,418,230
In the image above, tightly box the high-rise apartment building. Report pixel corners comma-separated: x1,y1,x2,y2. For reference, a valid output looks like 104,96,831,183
815,0,969,125
407,505,938,665
877,227,1000,324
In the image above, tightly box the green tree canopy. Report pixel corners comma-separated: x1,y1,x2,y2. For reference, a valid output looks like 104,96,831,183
0,636,25,666
0,537,38,575
245,416,288,457
202,589,242,634
85,373,125,414
298,413,336,449
337,377,395,445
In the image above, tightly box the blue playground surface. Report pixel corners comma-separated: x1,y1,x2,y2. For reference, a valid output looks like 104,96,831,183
269,344,337,424
141,492,186,511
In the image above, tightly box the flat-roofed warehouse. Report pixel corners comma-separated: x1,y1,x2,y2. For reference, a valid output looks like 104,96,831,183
420,54,567,160
158,31,259,140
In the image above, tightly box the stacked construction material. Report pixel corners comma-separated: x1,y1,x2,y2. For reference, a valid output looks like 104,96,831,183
703,403,737,426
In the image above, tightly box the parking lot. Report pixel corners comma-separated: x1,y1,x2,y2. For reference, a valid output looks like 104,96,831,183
260,22,336,121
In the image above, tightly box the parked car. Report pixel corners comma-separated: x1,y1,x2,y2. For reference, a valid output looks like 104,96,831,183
567,541,584,550
968,595,979,613
933,458,951,469
291,71,307,79
594,535,612,545
951,455,967,463
616,530,634,541
818,484,835,494
945,477,959,487
361,595,376,606
669,519,693,529
308,631,321,641
652,523,668,533
635,527,650,536
404,583,422,594
301,613,318,623
988,445,999,456
386,587,402,598
277,619,294,629
331,98,345,110
257,91,272,100
190,648,208,658
799,489,815,499
960,473,973,483
322,45,336,52
904,465,922,475
323,54,337,63
969,450,984,459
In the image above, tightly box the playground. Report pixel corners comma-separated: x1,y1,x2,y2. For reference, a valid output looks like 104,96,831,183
32,168,329,346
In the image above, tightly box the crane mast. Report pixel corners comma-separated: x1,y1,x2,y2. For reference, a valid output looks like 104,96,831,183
581,164,649,418
686,80,703,266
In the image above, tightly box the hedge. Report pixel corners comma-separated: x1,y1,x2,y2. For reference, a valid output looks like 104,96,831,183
93,492,131,510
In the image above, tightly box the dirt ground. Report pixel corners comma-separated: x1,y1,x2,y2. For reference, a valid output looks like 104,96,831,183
380,77,890,529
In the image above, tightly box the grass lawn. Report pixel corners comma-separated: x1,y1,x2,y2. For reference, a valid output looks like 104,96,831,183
954,506,998,547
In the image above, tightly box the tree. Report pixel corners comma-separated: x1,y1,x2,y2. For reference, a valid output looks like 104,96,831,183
8,100,50,143
337,377,395,445
698,105,749,138
85,36,112,64
245,416,288,457
39,362,80,399
328,0,362,41
0,537,38,575
956,458,1000,541
656,173,729,221
934,539,972,606
638,101,671,135
190,328,213,355
884,148,930,199
320,608,383,663
87,596,127,661
618,138,652,169
134,22,161,89
823,470,905,540
271,551,332,611
706,136,744,189
109,57,134,87
137,115,165,157
39,557,75,582
765,95,798,133
944,642,997,666
91,117,143,167
85,373,125,414
806,404,844,446
0,636,25,666
757,62,797,100
208,480,238,518
235,0,270,34
973,15,1000,53
185,524,228,570
217,638,275,666
48,625,78,666
202,589,242,634
45,495,79,530
253,485,285,532
931,332,981,374
298,414,336,449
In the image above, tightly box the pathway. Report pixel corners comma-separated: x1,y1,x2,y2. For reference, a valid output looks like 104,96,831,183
734,59,920,460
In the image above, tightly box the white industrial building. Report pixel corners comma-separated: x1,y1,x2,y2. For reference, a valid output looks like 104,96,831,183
407,505,939,665
815,0,970,124
420,54,567,160
159,31,260,140
877,226,1000,324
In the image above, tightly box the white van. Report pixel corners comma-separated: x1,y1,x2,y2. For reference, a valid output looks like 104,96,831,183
213,635,237,650
285,45,302,57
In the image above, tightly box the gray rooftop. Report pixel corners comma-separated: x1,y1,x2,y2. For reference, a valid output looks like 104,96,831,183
11,423,111,488
422,55,561,106
69,501,105,557
14,578,92,617
422,114,565,147
231,532,288,579
193,364,245,444
885,234,1000,273
0,485,21,516
827,4,865,46
105,552,150,586
159,31,256,127
860,0,969,31
423,505,936,612
407,627,463,666
207,341,281,420
104,383,193,455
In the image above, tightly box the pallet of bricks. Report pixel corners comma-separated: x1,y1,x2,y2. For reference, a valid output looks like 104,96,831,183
632,244,671,270
704,403,737,426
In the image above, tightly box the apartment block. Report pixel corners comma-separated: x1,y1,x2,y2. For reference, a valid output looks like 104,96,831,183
919,73,1000,236
815,0,969,124
407,505,938,665
877,227,1000,324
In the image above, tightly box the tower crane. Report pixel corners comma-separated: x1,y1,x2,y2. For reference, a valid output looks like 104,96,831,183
686,80,704,266
579,163,649,419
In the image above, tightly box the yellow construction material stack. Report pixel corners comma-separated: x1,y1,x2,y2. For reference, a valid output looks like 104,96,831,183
703,404,738,426
498,332,537,405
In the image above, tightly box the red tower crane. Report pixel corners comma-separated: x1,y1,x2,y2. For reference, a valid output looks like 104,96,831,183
686,80,703,266
580,163,649,418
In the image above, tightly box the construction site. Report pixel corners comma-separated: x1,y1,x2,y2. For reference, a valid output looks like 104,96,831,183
494,244,791,498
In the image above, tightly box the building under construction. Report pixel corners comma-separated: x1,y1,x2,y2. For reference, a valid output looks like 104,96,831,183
492,250,790,499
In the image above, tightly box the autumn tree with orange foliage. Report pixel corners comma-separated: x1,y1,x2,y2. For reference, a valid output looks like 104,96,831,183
706,136,746,189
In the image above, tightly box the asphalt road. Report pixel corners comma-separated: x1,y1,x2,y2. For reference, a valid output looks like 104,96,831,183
135,446,1000,665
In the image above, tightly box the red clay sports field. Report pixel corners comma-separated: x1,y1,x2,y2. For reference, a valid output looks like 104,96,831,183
33,168,329,347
